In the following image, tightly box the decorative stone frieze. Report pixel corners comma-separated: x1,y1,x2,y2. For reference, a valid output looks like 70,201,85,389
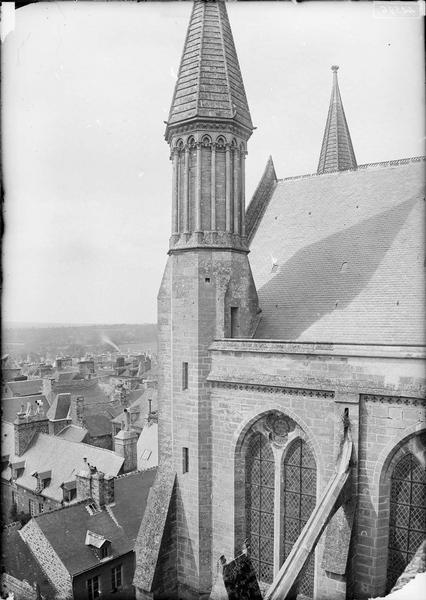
209,379,335,399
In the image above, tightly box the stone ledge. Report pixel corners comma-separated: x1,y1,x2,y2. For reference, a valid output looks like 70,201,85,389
209,339,426,359
207,377,335,399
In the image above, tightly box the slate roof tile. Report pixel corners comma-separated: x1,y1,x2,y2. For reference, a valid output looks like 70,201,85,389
249,157,425,344
26,468,157,575
167,0,252,130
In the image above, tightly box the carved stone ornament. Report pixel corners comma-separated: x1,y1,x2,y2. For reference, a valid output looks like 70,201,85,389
263,411,295,447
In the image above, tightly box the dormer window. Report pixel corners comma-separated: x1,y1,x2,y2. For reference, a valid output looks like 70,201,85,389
10,460,25,480
32,470,52,494
61,480,77,502
85,530,112,560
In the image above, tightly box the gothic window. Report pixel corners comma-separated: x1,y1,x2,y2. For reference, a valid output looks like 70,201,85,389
283,439,317,599
216,135,226,148
245,432,275,584
386,452,426,592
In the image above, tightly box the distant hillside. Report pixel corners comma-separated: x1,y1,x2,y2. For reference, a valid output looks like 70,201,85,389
2,323,158,360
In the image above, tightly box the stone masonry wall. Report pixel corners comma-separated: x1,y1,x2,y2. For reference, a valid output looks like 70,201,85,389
354,394,425,598
157,249,258,598
19,518,73,599
206,340,425,600
1,573,37,600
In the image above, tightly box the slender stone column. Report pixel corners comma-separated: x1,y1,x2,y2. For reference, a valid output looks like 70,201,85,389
225,144,231,231
211,144,216,230
240,150,246,237
233,148,240,234
195,142,202,231
273,446,284,578
183,146,190,233
171,150,179,234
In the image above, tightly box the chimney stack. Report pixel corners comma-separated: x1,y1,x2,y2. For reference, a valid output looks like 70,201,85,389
14,404,49,457
75,458,115,507
114,409,138,473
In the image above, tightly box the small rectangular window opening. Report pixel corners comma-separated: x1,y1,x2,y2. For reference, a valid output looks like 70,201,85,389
230,306,239,338
182,447,189,474
182,362,188,390
205,277,211,283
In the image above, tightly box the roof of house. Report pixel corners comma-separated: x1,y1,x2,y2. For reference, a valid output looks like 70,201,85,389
1,395,50,424
26,468,157,576
1,421,15,458
137,422,158,471
2,433,124,502
56,424,88,443
167,0,252,132
1,524,57,599
46,393,71,421
5,379,43,397
84,414,112,438
112,389,158,428
249,157,425,344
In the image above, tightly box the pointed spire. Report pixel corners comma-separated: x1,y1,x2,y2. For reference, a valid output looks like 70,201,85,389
317,66,357,174
166,0,253,136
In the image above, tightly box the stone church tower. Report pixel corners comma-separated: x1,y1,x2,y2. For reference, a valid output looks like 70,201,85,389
157,0,259,595
134,3,425,600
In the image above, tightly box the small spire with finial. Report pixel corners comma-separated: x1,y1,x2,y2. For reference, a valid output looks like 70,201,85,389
317,65,357,174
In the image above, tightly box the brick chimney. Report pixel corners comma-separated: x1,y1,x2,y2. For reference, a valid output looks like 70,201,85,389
91,471,115,508
114,409,138,473
70,396,86,427
76,457,92,500
14,402,49,457
75,458,115,507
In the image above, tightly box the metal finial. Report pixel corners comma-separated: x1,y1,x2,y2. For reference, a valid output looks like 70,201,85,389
331,65,339,72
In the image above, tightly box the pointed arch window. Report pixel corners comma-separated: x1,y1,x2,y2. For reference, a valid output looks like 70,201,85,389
245,432,275,584
387,452,426,591
240,414,318,595
282,438,317,598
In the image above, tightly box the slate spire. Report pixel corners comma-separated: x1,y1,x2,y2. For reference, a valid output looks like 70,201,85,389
317,66,357,174
166,0,253,136
166,0,254,252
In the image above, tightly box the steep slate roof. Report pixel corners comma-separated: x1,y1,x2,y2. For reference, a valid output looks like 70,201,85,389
249,157,425,344
112,388,158,429
1,524,56,599
167,0,252,130
2,433,124,502
27,468,157,576
5,378,43,397
1,395,49,424
56,424,88,443
317,66,357,174
245,156,278,243
1,421,14,458
84,414,112,438
137,422,158,471
46,393,71,421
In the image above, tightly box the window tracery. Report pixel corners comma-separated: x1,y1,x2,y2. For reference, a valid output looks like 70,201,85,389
240,412,317,596
386,451,426,591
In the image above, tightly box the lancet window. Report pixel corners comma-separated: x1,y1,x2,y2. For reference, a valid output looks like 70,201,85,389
240,413,318,596
386,451,426,591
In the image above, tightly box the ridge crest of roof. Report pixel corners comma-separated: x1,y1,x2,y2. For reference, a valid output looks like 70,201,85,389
280,155,426,183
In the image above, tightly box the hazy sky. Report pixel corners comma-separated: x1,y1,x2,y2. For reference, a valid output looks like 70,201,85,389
2,1,424,325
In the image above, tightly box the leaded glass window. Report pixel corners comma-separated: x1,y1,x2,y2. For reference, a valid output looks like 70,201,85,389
246,433,275,584
386,452,426,592
283,439,317,599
